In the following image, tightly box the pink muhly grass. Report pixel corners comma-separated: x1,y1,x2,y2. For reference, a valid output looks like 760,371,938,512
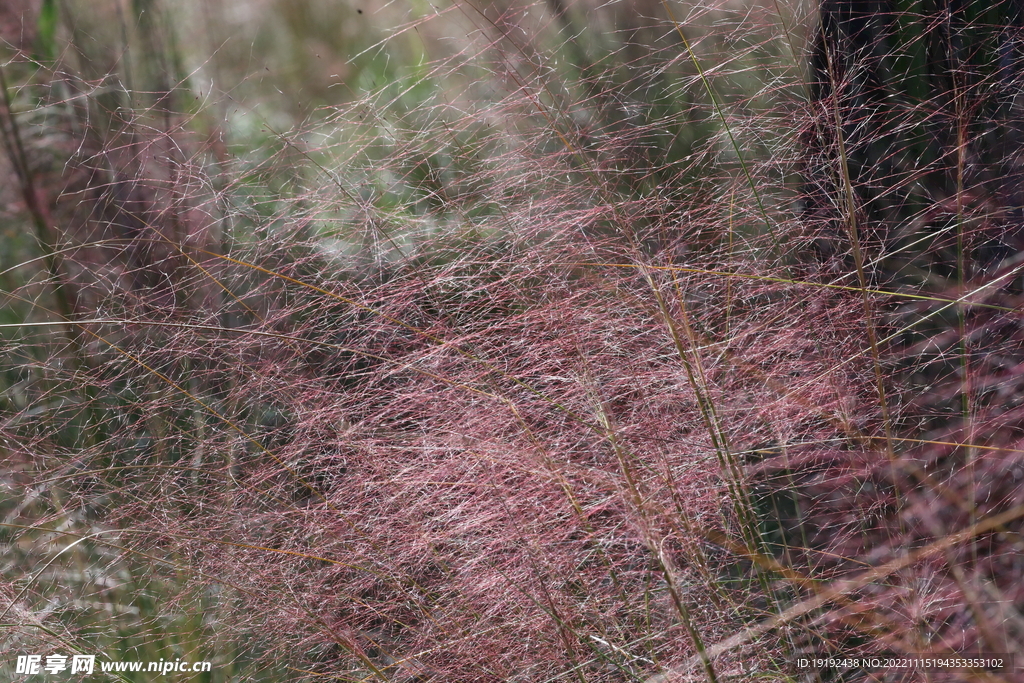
2,0,1024,681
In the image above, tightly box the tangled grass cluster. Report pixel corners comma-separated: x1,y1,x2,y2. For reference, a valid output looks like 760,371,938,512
2,0,1024,681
